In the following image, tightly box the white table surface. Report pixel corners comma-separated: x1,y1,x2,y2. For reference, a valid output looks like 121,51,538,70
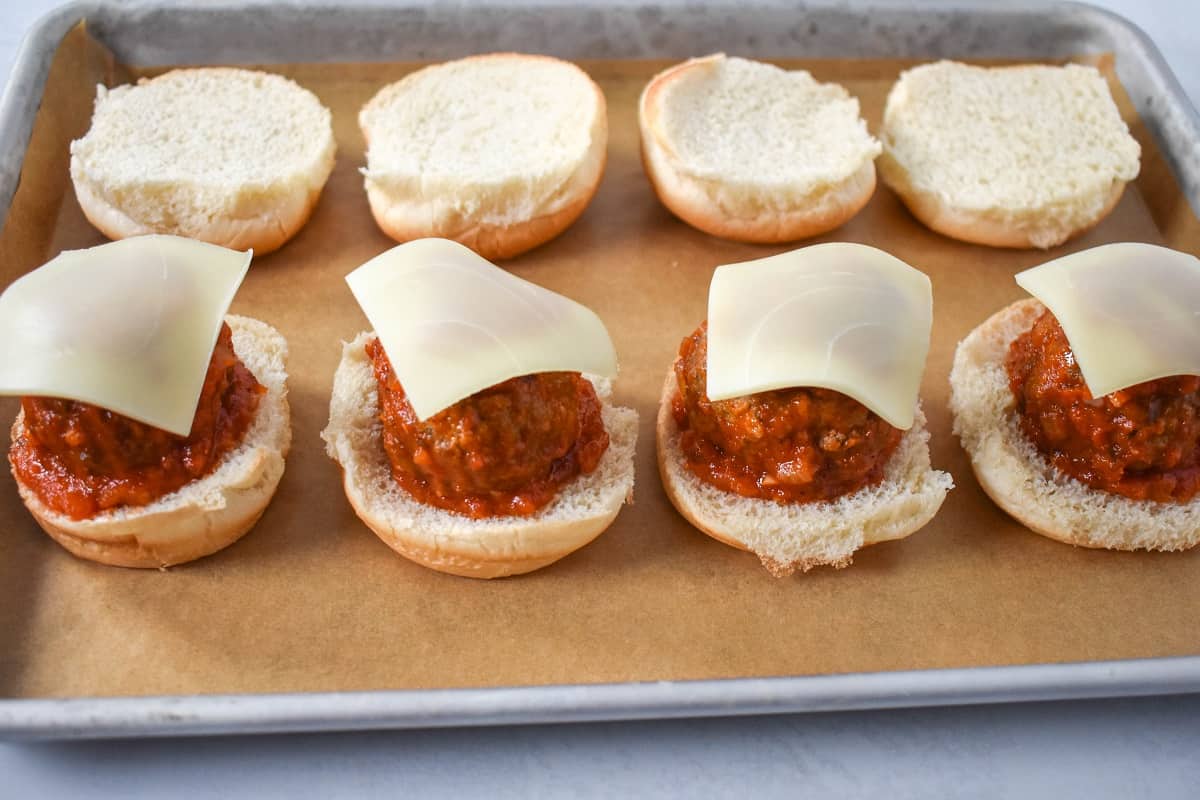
2,1,1199,797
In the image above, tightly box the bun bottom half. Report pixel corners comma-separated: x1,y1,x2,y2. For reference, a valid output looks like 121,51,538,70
656,372,952,576
322,332,637,579
950,298,1200,551
10,315,292,568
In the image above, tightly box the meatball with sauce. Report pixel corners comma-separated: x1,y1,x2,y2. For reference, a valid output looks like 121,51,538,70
671,322,902,503
366,337,609,518
10,322,265,520
1006,309,1200,502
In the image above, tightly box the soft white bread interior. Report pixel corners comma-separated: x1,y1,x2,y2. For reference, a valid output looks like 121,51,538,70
656,371,952,577
950,298,1200,551
70,68,336,255
322,332,637,579
638,54,881,243
359,53,607,261
11,315,292,568
878,61,1140,249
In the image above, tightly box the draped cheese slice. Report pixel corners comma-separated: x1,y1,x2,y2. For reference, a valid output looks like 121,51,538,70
1015,242,1200,398
0,235,252,436
705,243,932,430
345,238,618,421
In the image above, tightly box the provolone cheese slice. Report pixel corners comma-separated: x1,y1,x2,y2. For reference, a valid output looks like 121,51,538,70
0,236,252,436
706,243,932,430
1015,242,1200,398
345,238,618,421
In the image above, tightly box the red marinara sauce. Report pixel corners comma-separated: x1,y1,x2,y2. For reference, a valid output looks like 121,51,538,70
9,323,264,520
1006,309,1200,502
671,322,903,503
365,337,609,518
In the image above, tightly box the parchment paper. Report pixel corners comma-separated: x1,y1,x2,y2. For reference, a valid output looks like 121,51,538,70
1,26,1197,699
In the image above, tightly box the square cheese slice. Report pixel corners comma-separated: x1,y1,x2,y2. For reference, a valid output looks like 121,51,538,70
706,243,932,430
345,238,617,421
1015,242,1200,398
0,236,252,436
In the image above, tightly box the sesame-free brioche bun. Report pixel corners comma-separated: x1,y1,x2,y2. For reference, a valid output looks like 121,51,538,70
878,61,1140,250
70,68,336,255
638,54,881,244
10,315,292,568
321,332,637,579
656,371,952,577
359,53,607,261
950,298,1200,551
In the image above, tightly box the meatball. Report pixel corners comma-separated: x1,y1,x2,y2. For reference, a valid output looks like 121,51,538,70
1006,309,1200,502
671,323,902,503
366,338,609,518
11,323,264,519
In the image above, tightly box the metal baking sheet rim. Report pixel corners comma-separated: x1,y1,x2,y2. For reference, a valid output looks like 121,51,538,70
1,657,1199,740
0,0,1198,739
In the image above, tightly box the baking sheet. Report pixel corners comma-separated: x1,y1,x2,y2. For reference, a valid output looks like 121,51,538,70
1,20,1199,706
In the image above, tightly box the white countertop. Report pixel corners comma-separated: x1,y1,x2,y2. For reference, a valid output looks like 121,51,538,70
2,1,1198,797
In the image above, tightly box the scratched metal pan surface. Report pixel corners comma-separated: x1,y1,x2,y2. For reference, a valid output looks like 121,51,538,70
0,0,1199,740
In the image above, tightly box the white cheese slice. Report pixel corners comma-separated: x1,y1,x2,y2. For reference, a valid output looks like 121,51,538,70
0,235,252,436
1015,242,1200,398
345,238,618,421
705,243,932,430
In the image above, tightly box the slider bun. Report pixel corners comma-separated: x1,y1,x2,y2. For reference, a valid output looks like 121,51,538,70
359,53,607,261
322,332,637,579
950,298,1200,550
638,54,880,243
70,68,336,255
656,370,953,576
11,316,292,568
878,61,1140,249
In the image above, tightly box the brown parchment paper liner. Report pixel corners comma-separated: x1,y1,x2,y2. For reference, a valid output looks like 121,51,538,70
1,26,1198,699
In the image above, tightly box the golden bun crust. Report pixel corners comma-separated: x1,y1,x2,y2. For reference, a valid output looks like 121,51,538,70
950,298,1200,550
656,369,952,576
362,164,603,262
338,474,623,580
26,481,274,568
321,332,638,579
879,158,1127,249
9,315,292,568
73,176,325,256
640,146,876,244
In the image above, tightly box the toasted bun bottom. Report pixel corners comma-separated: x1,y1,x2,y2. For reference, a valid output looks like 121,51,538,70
73,176,326,256
9,316,292,568
878,155,1127,250
656,372,952,576
640,139,876,244
950,298,1200,550
362,156,603,262
321,332,638,579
